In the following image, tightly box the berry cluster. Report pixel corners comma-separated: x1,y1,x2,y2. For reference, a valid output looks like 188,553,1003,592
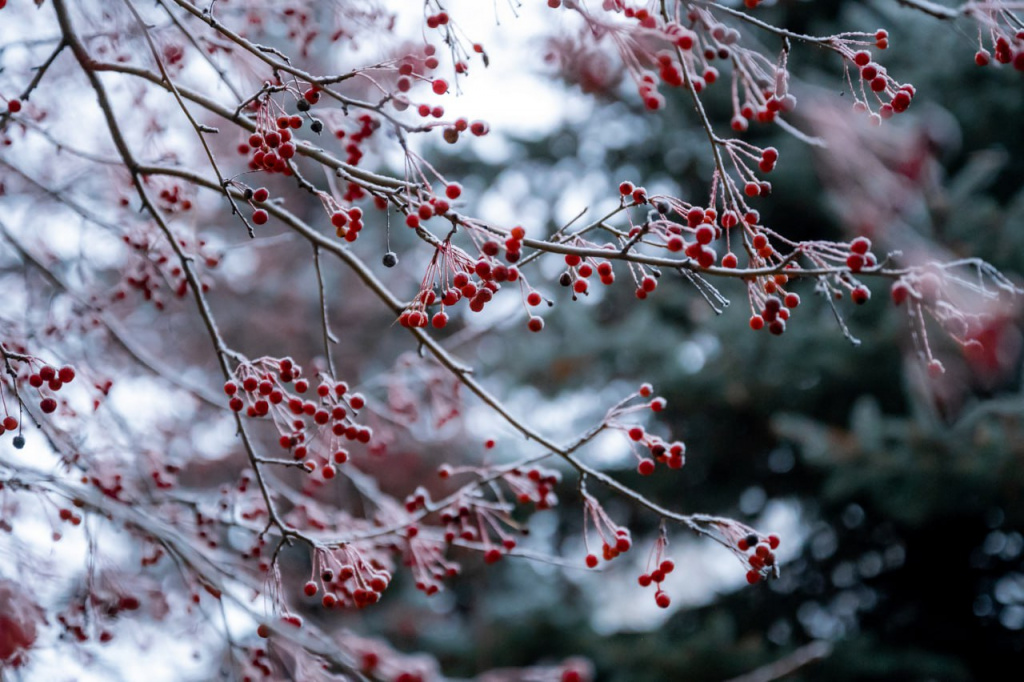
237,644,276,680
330,113,379,185
113,229,220,308
825,33,917,124
441,115,490,144
401,532,461,596
239,103,303,177
605,384,686,474
225,357,369,478
634,523,677,607
398,236,525,328
302,546,393,609
749,292,796,336
402,193,452,231
582,488,633,569
150,178,195,214
438,495,521,565
614,182,773,281
887,264,1008,376
1,349,76,425
560,244,618,300
499,465,562,510
702,518,782,584
311,188,366,242
738,533,780,585
637,559,676,609
971,9,1024,71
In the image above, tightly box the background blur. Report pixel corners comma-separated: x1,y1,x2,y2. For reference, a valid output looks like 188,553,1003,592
410,2,1024,680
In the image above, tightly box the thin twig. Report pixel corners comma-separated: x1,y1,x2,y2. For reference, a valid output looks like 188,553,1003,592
313,244,338,378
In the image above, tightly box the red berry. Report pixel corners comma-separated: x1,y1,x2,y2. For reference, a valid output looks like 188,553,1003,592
41,398,57,413
585,554,599,568
527,316,544,332
851,286,870,305
850,236,871,254
252,209,269,225
890,281,909,305
746,570,761,585
7,99,22,113
303,581,318,597
637,459,655,476
655,591,671,608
